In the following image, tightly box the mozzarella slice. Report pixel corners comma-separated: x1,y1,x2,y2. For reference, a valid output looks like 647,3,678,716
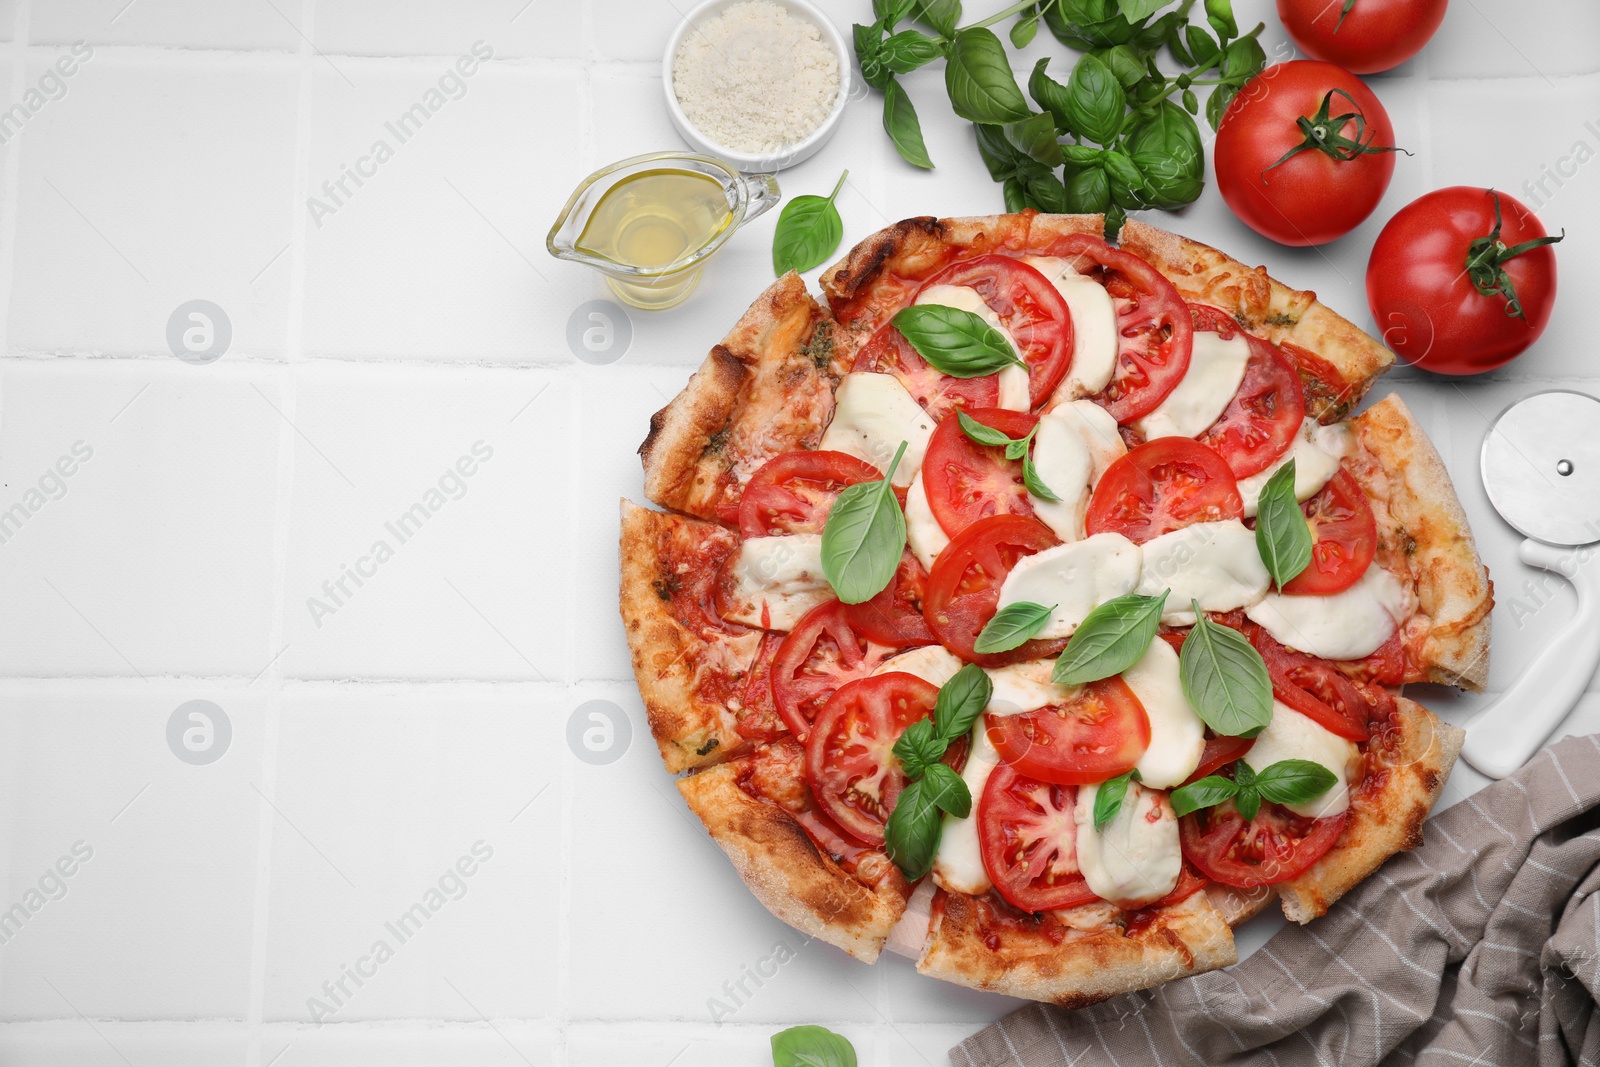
1022,256,1119,400
1136,520,1272,626
904,469,949,571
1244,700,1360,818
720,534,832,631
932,721,1004,895
872,644,965,688
985,659,1076,716
1074,781,1181,908
1058,399,1126,486
1132,330,1251,442
820,372,935,487
1028,408,1095,542
1238,418,1352,518
1121,638,1205,789
916,284,1031,412
995,533,1141,639
1246,564,1413,661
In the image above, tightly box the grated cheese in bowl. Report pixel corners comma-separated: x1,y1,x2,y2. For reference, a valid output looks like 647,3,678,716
671,0,842,156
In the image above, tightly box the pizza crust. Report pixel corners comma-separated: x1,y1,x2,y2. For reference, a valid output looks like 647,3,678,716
1349,393,1493,691
820,211,1105,335
619,501,761,773
1276,696,1464,923
917,889,1237,1007
639,272,839,522
677,756,910,962
1118,219,1395,421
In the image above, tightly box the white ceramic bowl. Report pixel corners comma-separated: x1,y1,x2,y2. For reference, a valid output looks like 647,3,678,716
661,0,853,173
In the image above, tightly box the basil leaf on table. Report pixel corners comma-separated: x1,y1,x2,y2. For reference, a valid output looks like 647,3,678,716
1063,52,1125,146
1204,0,1239,40
1098,43,1147,87
1093,768,1140,831
1178,600,1273,737
974,600,1057,654
1052,590,1168,686
1184,23,1220,64
884,776,942,879
882,80,934,169
1009,10,1039,48
1222,35,1266,81
821,441,908,604
882,29,945,74
853,23,892,91
771,1024,858,1067
945,27,1031,124
1004,111,1066,167
771,170,847,276
1117,0,1167,23
891,305,1025,377
891,716,943,778
873,0,917,25
920,761,973,818
1255,759,1338,806
1168,774,1239,817
1065,164,1112,214
1028,58,1074,132
933,662,992,742
1206,82,1240,131
912,0,961,38
1254,459,1313,590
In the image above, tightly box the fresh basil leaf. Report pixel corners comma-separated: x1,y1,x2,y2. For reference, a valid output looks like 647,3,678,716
921,761,973,818
1010,10,1039,48
1061,143,1104,166
934,662,993,742
1022,453,1060,502
1255,759,1339,806
1235,782,1261,822
1103,201,1126,241
945,28,1031,125
1096,44,1146,88
821,442,908,604
874,0,918,25
1206,82,1240,131
1222,36,1266,82
1024,172,1071,213
974,600,1056,654
1136,8,1182,49
1093,768,1139,830
1102,149,1143,198
1004,111,1065,167
1052,590,1167,685
884,776,942,879
1233,758,1257,789
891,304,1025,377
1255,459,1313,590
1004,436,1029,461
892,716,943,778
911,0,961,38
1182,88,1199,114
854,23,892,91
882,29,945,74
1178,602,1273,737
1167,21,1195,64
772,170,847,276
1168,774,1239,817
1046,0,1139,49
772,1025,858,1067
1002,176,1027,213
1126,102,1204,208
1116,0,1166,23
974,123,1025,181
1064,163,1112,214
1204,0,1239,41
958,409,1016,448
1028,58,1073,131
883,80,934,169
1063,53,1125,146
1184,23,1220,65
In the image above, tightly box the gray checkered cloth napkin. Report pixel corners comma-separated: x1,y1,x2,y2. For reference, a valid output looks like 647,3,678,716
952,733,1600,1067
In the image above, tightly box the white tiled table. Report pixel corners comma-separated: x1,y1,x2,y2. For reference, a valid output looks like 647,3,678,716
0,1,1595,1064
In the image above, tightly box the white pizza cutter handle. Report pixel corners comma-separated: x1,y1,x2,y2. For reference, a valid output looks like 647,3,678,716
1461,538,1600,779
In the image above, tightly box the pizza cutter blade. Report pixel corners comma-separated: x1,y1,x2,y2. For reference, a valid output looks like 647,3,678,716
1462,390,1600,779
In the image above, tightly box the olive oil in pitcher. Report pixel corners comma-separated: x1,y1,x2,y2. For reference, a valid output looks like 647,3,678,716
574,169,732,307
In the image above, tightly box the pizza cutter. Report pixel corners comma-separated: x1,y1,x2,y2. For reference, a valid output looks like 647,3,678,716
1463,390,1600,779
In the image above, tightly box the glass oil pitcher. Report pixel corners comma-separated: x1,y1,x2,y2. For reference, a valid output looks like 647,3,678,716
547,152,780,311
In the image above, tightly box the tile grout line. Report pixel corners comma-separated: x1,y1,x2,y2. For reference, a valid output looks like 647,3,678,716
243,0,318,1060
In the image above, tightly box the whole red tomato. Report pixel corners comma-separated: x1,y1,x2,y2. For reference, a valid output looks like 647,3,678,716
1214,61,1403,246
1277,0,1448,75
1367,187,1561,375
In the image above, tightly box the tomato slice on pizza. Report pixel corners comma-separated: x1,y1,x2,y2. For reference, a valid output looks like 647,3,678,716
771,600,899,741
1190,304,1306,479
853,324,999,421
1085,437,1244,543
737,449,887,538
839,550,936,647
1279,469,1378,595
1179,803,1347,888
984,678,1150,785
922,407,1039,538
977,762,1100,912
923,513,1064,666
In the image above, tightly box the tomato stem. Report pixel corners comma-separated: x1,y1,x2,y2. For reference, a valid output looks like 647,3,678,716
1464,190,1564,322
1259,88,1408,183
1334,0,1357,33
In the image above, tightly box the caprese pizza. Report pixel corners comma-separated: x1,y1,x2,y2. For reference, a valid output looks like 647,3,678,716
620,212,1491,1006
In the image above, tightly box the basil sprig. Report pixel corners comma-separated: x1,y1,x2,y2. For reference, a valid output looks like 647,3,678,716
772,1024,857,1067
974,600,1056,654
892,305,1025,379
851,0,1269,237
1093,767,1141,831
1052,590,1167,686
885,664,992,879
1169,759,1338,820
820,441,908,604
1254,458,1312,590
771,170,847,276
956,411,1058,503
1178,599,1272,738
